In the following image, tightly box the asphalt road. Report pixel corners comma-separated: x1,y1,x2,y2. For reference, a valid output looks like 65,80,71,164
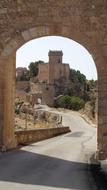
0,109,97,190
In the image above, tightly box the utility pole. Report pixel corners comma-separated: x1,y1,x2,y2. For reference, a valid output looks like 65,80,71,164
25,103,29,130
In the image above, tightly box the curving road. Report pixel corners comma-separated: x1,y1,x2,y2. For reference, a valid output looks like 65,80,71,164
0,109,97,190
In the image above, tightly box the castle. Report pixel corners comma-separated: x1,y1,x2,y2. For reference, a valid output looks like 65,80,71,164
30,50,70,106
16,51,70,106
38,50,70,84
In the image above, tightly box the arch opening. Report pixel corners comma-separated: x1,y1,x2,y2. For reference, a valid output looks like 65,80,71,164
15,36,98,148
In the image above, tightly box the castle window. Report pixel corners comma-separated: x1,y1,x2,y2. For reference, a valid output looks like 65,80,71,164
46,87,49,90
58,59,61,63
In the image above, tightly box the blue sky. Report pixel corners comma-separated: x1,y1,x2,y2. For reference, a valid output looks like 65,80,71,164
16,36,97,80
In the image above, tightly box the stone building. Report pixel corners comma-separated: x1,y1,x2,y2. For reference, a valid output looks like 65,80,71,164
31,50,70,106
16,67,28,79
38,51,70,84
29,82,55,107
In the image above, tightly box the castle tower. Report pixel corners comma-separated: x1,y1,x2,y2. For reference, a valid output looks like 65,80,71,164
48,50,63,64
48,51,63,84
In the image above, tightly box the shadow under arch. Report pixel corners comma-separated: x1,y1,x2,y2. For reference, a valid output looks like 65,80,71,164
0,149,96,190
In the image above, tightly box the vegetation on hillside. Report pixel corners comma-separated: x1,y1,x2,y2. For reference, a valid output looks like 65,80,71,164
55,69,97,114
55,95,85,111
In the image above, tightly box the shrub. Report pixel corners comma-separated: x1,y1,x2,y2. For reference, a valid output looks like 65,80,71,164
56,95,85,111
57,95,71,109
70,96,85,110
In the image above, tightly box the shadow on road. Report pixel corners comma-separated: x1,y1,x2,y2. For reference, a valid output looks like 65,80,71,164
0,149,93,190
65,131,84,138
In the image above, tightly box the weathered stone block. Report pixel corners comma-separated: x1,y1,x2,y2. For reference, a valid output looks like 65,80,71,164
22,30,31,41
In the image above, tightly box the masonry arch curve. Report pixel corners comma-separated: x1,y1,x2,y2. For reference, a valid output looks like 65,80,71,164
0,30,100,152
0,1,107,158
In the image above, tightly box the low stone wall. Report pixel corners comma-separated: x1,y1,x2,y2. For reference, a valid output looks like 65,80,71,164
16,81,30,91
15,127,70,145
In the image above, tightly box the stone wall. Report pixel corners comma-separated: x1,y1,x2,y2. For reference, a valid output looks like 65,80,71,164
41,83,55,106
0,0,107,158
38,64,49,83
16,81,30,92
30,82,42,93
49,63,70,84
38,62,70,85
30,82,55,106
15,127,70,145
61,64,70,80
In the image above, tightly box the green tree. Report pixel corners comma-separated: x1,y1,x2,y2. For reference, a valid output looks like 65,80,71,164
70,96,85,110
28,60,44,78
76,70,86,84
69,69,86,84
88,79,97,89
56,95,85,111
58,95,71,109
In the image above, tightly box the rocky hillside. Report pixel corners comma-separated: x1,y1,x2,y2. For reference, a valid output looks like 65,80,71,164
54,69,86,98
81,80,98,124
54,70,98,124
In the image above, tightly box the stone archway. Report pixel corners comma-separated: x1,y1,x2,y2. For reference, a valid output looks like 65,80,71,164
0,1,107,158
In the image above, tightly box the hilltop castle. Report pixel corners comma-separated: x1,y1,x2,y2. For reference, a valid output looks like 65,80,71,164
38,50,70,84
16,51,70,106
